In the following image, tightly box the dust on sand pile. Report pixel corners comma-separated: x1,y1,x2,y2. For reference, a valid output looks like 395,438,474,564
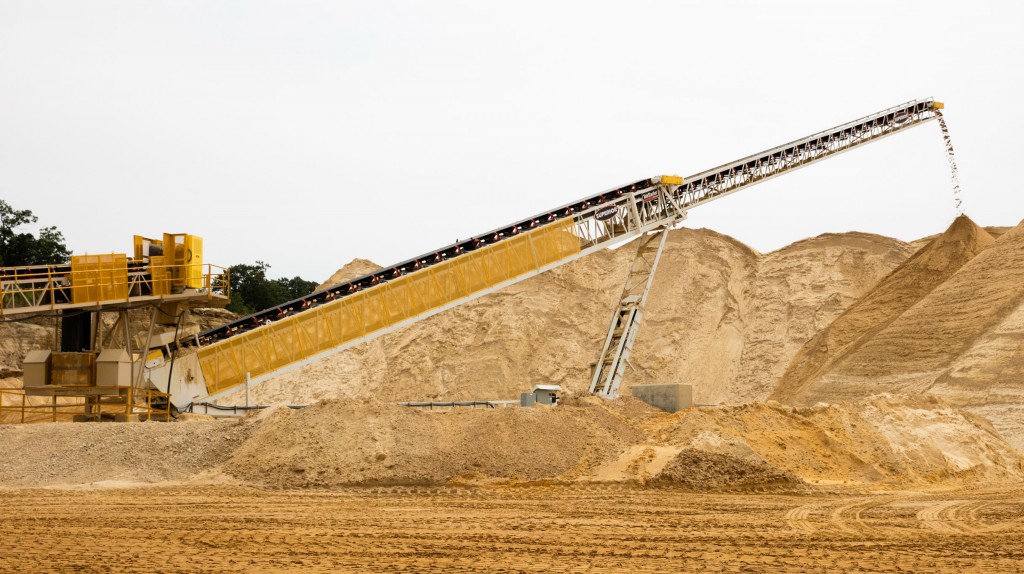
223,395,1024,490
220,228,912,407
777,217,1024,450
0,419,250,487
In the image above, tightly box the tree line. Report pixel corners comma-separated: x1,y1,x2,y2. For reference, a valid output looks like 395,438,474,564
0,200,72,266
1,199,316,314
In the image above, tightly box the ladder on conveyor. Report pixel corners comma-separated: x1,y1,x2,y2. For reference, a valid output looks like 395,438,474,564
180,99,945,408
589,225,673,397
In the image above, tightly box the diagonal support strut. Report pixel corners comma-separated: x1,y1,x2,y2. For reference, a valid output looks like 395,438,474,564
589,223,674,398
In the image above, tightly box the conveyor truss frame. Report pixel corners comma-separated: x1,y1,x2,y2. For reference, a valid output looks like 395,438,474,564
189,98,942,406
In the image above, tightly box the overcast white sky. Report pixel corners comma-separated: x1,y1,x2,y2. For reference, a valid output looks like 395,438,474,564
1,1,1022,281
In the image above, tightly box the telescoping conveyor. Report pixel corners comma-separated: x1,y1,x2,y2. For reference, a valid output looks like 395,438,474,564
179,98,943,408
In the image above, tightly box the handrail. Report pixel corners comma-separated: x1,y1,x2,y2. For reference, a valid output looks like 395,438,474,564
0,261,230,316
0,386,172,423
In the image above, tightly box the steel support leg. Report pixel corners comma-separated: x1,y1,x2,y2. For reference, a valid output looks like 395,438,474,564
589,224,673,398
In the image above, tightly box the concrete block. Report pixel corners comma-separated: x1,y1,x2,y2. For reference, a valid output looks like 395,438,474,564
631,383,693,413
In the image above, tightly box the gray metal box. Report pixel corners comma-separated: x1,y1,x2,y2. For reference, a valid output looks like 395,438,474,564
23,350,51,387
520,392,535,407
96,349,132,387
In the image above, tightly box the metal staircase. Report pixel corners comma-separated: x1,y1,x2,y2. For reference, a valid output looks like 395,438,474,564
589,225,674,397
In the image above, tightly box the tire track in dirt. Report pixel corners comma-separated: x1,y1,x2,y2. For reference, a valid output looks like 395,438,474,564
916,499,1024,534
786,495,911,535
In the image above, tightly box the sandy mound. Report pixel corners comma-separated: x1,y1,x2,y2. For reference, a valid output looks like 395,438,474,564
645,396,1024,487
1,393,1018,490
0,419,250,487
218,394,1023,490
221,227,912,407
773,215,994,403
224,398,645,487
781,218,1024,449
185,307,240,336
653,450,804,490
822,218,1023,381
316,258,381,291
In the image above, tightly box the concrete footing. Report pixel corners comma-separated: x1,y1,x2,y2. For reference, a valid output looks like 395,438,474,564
630,384,693,413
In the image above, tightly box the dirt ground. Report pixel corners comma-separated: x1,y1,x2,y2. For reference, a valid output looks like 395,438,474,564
0,484,1022,573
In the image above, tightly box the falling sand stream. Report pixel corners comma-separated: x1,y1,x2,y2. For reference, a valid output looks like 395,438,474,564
935,110,963,215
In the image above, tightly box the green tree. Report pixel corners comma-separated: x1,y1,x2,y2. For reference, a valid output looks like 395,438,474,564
226,261,317,315
272,276,319,301
0,200,72,266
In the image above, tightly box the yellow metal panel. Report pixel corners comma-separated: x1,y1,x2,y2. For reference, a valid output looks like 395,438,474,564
661,175,684,185
504,234,535,277
339,297,364,341
184,235,203,289
150,256,170,296
71,254,128,304
196,218,583,395
460,251,489,293
933,101,944,109
432,262,461,303
316,304,339,349
133,236,145,260
359,290,386,333
297,312,319,355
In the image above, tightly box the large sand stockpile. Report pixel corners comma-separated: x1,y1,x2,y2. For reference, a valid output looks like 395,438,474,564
222,227,912,406
779,217,1024,449
773,215,995,403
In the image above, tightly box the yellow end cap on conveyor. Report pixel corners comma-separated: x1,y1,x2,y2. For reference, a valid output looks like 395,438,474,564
933,101,945,109
661,175,684,185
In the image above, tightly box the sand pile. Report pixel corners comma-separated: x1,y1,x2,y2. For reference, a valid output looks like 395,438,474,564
0,393,1018,489
223,398,646,488
0,418,249,487
219,395,1023,490
221,227,912,407
653,450,804,490
779,218,1024,449
773,215,994,404
641,395,1024,487
316,258,381,291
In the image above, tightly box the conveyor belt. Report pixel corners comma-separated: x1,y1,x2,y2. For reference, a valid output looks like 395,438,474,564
190,98,941,400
